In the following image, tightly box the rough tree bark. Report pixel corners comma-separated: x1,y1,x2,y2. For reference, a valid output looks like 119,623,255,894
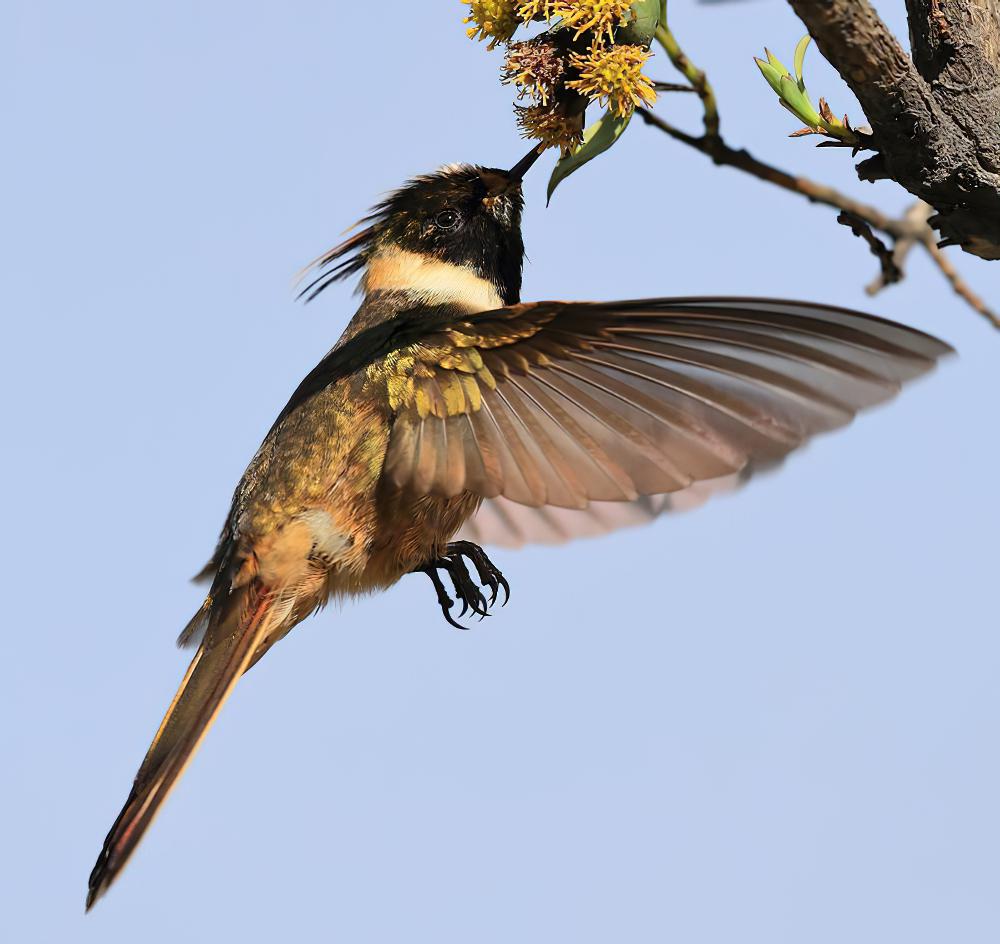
788,0,1000,260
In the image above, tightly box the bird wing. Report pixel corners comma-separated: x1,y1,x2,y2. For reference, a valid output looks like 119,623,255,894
376,297,950,511
455,455,797,548
453,471,755,548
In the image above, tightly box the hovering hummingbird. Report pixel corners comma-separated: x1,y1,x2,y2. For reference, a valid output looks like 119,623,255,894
86,149,950,908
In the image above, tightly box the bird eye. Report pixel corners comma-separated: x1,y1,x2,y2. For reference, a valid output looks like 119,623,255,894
434,209,460,230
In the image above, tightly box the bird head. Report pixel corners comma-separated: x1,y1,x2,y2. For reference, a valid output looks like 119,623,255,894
299,148,542,307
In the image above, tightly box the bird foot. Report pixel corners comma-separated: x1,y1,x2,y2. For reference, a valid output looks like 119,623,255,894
414,541,510,630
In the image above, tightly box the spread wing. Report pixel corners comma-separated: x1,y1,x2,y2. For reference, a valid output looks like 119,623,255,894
375,297,950,518
455,471,754,549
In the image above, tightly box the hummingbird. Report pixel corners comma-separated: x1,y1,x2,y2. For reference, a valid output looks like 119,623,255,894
86,149,950,909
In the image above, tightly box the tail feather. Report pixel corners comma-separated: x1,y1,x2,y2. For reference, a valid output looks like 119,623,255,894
86,585,275,910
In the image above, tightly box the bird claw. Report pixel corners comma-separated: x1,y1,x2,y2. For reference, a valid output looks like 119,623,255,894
414,542,510,629
446,541,510,607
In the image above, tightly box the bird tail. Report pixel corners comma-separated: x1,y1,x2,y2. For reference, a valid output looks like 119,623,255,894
86,584,277,910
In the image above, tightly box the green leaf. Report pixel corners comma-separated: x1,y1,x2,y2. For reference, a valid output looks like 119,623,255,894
778,75,822,127
764,48,790,77
793,34,811,88
547,110,632,203
617,0,660,46
755,58,784,95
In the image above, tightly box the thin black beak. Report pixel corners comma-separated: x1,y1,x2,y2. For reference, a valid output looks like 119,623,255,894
481,145,544,197
506,144,543,185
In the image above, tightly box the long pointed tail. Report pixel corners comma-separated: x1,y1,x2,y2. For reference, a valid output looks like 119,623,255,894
86,585,275,910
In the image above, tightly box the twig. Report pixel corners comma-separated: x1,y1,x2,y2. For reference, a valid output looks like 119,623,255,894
637,106,998,327
654,23,719,138
864,200,928,295
921,240,1000,329
636,108,909,237
837,211,903,288
787,0,1000,260
652,81,698,93
639,4,997,326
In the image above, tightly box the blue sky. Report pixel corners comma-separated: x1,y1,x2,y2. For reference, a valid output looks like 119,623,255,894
4,2,998,941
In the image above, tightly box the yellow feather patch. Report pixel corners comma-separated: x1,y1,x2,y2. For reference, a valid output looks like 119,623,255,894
414,386,432,419
437,372,468,415
477,365,497,390
459,374,482,412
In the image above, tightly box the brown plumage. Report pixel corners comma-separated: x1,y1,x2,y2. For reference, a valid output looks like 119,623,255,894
87,160,951,910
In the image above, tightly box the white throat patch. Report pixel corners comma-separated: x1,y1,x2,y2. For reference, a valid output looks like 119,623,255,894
363,248,504,313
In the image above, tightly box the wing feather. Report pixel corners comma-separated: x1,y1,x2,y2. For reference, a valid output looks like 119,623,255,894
558,359,747,480
478,393,547,506
533,368,694,494
510,375,639,501
492,383,589,508
451,412,497,497
457,472,771,548
506,375,639,502
374,297,950,537
412,415,443,496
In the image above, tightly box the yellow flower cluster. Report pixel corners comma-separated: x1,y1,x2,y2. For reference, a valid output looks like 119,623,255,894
516,0,560,20
465,1,635,48
568,43,656,116
515,105,584,155
465,1,658,151
552,0,634,43
464,1,521,49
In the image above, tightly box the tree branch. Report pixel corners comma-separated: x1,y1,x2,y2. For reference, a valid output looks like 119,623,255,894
636,106,999,327
922,239,1000,328
787,0,1000,260
655,22,719,137
863,200,929,296
636,108,912,239
639,5,998,327
652,81,697,93
837,211,903,289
